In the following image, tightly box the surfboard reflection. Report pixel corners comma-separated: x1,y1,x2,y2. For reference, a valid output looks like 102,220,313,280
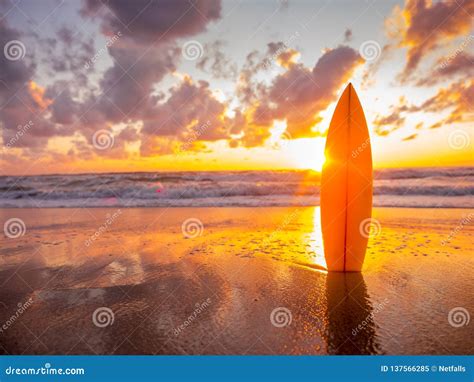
325,273,381,354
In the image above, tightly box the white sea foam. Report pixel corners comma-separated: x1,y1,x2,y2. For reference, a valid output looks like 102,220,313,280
0,167,472,208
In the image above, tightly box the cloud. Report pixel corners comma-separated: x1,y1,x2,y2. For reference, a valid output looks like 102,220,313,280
70,0,223,158
140,77,230,154
2,0,224,164
196,40,238,80
372,79,473,136
0,20,68,149
402,133,417,141
388,0,474,82
418,79,473,127
373,111,406,136
238,45,363,143
81,0,221,44
416,51,474,86
140,44,363,151
77,0,222,128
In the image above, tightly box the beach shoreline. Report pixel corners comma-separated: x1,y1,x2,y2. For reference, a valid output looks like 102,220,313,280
0,207,472,355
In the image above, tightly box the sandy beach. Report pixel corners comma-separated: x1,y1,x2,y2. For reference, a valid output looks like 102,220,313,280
0,207,472,355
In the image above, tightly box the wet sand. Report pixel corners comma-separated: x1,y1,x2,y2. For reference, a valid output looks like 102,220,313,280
0,207,472,355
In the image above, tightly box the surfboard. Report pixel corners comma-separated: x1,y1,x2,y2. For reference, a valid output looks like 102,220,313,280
320,83,373,272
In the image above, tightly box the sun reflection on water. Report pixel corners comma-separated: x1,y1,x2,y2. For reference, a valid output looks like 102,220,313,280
308,207,327,270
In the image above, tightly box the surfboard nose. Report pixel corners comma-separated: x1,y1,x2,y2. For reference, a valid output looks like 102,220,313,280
321,82,373,272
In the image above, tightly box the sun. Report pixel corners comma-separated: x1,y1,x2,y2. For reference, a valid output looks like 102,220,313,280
287,138,326,172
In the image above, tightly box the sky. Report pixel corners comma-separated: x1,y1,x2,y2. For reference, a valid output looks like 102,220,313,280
0,0,472,175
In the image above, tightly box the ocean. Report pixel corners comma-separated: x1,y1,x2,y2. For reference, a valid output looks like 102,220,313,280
0,167,472,208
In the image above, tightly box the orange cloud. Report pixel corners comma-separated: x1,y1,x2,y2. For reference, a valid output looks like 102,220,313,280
29,81,52,110
372,79,473,136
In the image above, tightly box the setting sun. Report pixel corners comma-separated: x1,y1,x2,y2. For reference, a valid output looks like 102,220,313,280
287,138,327,172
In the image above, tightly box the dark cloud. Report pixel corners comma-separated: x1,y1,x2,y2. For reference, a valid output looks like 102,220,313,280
141,77,230,154
196,40,238,80
76,0,222,142
46,85,78,125
344,28,352,42
392,0,474,82
0,20,62,149
81,0,221,44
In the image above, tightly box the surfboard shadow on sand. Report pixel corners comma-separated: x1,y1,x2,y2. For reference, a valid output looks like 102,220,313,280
325,273,382,355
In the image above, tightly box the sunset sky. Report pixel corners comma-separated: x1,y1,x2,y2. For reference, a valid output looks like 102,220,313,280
0,0,472,175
